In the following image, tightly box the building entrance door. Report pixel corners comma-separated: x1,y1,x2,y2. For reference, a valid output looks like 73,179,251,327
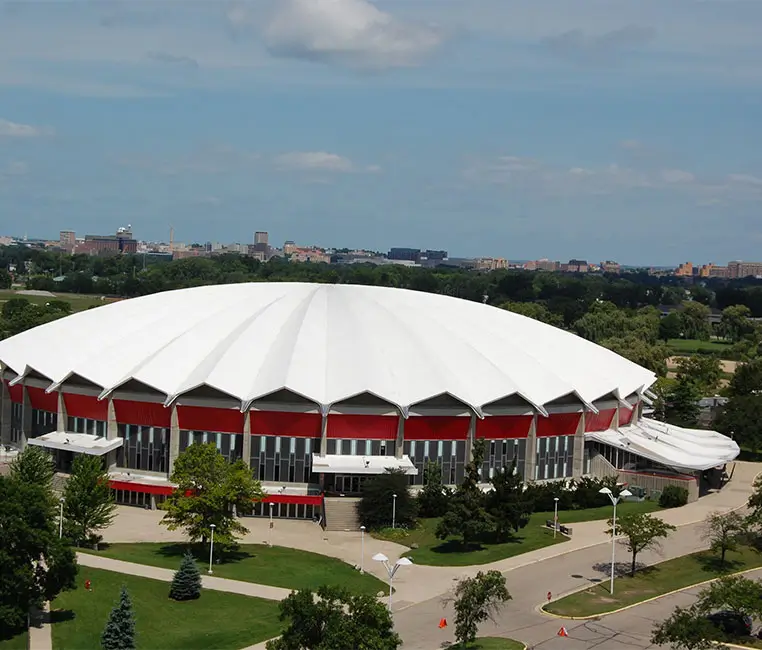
335,475,366,494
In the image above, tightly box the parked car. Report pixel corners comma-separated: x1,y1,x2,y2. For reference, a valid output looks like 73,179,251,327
706,611,753,637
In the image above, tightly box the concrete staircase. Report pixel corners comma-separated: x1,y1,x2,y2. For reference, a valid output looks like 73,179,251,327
323,497,361,532
52,473,69,495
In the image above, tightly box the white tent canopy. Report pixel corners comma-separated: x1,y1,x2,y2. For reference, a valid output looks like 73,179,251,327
585,417,739,472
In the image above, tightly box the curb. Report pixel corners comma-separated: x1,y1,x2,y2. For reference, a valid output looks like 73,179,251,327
540,566,762,621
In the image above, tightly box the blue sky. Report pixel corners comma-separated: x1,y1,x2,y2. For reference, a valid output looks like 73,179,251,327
1,0,761,265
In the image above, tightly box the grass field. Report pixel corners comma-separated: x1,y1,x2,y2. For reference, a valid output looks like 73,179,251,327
51,567,282,650
544,545,762,618
452,637,526,650
0,289,113,312
374,501,660,567
666,338,733,354
87,542,387,595
0,630,27,650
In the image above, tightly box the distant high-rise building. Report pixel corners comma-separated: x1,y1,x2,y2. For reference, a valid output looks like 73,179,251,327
675,262,693,277
388,247,421,262
283,241,297,255
254,231,268,245
59,230,75,251
728,260,762,279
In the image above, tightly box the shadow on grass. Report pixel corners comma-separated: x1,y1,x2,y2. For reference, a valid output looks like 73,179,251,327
591,561,652,579
430,533,525,555
694,554,744,574
48,610,75,625
154,543,254,566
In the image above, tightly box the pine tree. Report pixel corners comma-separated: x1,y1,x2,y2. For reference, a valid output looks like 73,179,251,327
101,586,136,650
169,551,202,601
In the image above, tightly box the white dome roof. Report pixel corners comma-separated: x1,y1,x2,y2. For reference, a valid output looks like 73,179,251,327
0,283,655,413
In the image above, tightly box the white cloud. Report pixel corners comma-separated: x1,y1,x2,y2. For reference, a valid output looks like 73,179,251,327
0,118,50,138
264,0,445,69
544,25,656,63
274,151,357,172
660,168,695,184
728,173,762,186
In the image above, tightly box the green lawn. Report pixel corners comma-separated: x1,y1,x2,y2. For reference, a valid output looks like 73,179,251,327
86,542,386,595
51,567,282,650
666,338,733,354
452,637,525,650
545,545,762,618
374,501,660,567
0,290,112,312
0,631,28,650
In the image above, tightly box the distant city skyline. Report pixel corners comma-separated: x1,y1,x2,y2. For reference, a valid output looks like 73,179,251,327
1,1,761,265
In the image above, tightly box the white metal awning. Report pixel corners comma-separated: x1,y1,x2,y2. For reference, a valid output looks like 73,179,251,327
311,454,418,476
28,431,123,457
585,417,739,472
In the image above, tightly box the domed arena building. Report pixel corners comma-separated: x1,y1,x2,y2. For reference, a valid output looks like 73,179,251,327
0,283,739,521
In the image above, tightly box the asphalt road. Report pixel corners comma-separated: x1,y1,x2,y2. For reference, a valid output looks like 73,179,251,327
393,519,716,650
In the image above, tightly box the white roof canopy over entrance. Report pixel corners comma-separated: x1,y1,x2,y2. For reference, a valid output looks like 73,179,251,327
311,454,418,475
585,417,740,472
27,431,123,457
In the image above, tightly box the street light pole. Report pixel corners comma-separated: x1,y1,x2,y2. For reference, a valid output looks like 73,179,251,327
373,553,413,611
360,525,366,573
208,524,216,575
553,497,559,539
392,493,397,529
268,502,274,547
599,487,633,595
59,497,64,539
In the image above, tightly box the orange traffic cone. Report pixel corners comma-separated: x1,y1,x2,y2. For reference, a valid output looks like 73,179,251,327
557,626,568,637
438,618,447,629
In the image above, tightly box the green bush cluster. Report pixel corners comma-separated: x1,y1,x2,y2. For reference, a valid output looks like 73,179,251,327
658,485,689,508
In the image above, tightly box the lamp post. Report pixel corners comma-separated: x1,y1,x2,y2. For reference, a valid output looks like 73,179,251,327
553,497,559,539
268,502,274,547
373,553,413,611
599,487,633,594
59,497,64,539
392,493,397,529
360,525,366,573
208,524,216,575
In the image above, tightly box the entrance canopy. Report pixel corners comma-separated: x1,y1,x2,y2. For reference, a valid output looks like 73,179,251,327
312,454,418,476
27,431,123,457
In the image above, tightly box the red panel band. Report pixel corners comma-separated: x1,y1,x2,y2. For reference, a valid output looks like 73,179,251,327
404,416,469,440
536,412,581,437
26,386,58,412
250,410,322,438
619,405,635,426
113,399,171,428
63,393,108,421
263,494,323,506
584,408,616,433
326,414,397,440
177,405,244,434
6,381,23,404
476,415,532,440
108,480,173,496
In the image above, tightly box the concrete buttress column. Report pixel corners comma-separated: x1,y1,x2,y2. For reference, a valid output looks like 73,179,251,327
395,414,404,459
319,411,328,458
107,398,118,440
20,385,32,450
169,404,180,475
242,410,252,468
57,390,67,431
572,410,585,478
524,413,538,482
613,405,621,430
465,412,476,463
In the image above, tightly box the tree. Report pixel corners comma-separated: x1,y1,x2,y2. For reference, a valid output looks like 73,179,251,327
358,469,417,530
62,455,116,549
0,476,78,635
680,301,712,341
10,445,55,491
445,571,512,647
702,511,746,567
659,311,683,342
694,574,762,619
169,551,202,601
500,301,563,327
161,443,264,549
651,605,724,650
665,377,702,428
609,513,676,577
101,586,136,650
716,358,762,453
674,356,723,395
266,585,401,650
719,305,754,343
417,462,452,518
601,336,670,376
436,441,492,547
486,460,533,540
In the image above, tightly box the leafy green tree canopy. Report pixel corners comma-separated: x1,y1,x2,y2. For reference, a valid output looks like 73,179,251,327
446,571,512,646
608,512,676,577
62,454,116,549
358,469,417,530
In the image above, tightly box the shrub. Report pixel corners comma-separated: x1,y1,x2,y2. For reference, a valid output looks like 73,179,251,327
357,469,417,530
569,476,619,509
417,462,452,518
169,551,202,601
523,482,573,512
659,485,689,508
